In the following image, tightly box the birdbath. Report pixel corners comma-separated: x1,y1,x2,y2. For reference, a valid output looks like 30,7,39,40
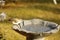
12,19,60,40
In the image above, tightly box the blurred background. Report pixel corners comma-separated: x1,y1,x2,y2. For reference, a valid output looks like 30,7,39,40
0,0,60,40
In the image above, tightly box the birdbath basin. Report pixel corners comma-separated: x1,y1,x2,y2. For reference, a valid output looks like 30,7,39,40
12,19,59,40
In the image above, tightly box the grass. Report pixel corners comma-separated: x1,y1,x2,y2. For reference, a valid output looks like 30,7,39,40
0,3,60,40
0,22,26,40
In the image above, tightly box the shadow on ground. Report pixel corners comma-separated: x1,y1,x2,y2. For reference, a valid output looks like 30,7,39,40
14,30,35,40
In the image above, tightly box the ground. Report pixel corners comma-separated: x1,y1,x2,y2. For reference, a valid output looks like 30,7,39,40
0,3,60,40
